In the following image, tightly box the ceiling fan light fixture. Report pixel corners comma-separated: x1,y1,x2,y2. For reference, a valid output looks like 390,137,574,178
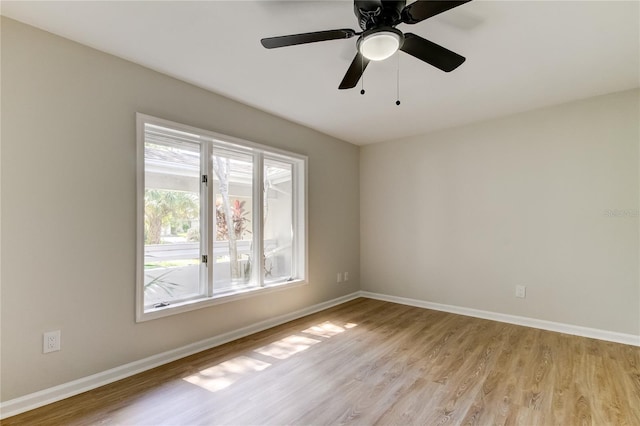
358,28,403,61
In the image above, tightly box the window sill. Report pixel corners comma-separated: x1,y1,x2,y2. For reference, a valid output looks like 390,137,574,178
136,279,308,322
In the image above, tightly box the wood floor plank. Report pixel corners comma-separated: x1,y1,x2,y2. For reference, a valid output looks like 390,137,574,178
2,298,639,425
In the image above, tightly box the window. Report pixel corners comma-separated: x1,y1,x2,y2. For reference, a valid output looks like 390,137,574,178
136,114,307,321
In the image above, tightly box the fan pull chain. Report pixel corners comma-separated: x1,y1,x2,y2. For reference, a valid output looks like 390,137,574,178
360,53,365,95
396,52,401,106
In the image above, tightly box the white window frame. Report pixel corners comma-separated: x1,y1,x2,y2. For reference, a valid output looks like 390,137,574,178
136,113,308,322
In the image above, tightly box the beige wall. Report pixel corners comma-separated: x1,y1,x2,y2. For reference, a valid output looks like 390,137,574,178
361,89,640,335
0,18,360,401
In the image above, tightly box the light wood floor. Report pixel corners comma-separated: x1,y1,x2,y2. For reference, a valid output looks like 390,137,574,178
3,298,639,425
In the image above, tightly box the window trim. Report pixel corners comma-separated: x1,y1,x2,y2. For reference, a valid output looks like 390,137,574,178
136,113,308,322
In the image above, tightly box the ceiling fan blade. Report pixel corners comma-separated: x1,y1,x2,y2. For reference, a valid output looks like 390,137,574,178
339,52,370,90
401,1,472,25
400,32,465,72
261,29,357,49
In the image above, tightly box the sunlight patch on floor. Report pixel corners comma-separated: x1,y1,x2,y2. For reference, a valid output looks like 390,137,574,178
254,335,322,360
183,356,271,392
302,321,358,338
183,321,358,393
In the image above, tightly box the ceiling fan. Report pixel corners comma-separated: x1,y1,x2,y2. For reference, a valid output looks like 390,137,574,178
261,0,472,90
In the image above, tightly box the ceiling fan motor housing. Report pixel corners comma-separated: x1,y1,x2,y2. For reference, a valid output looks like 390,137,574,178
354,0,406,30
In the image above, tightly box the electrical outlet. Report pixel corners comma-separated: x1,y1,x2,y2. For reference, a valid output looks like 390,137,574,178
515,285,526,299
344,272,349,281
43,330,61,353
336,272,342,283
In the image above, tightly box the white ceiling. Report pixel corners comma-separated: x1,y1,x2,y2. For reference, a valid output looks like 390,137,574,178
2,1,639,145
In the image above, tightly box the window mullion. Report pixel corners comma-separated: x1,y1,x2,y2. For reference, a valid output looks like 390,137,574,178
291,161,298,279
203,142,214,297
295,158,307,282
253,152,264,287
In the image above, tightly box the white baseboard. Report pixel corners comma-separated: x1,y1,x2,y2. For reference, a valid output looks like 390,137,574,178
0,292,360,420
360,291,640,347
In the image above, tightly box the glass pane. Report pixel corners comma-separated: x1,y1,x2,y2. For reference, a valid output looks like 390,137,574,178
143,134,201,306
264,159,293,284
211,149,255,294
